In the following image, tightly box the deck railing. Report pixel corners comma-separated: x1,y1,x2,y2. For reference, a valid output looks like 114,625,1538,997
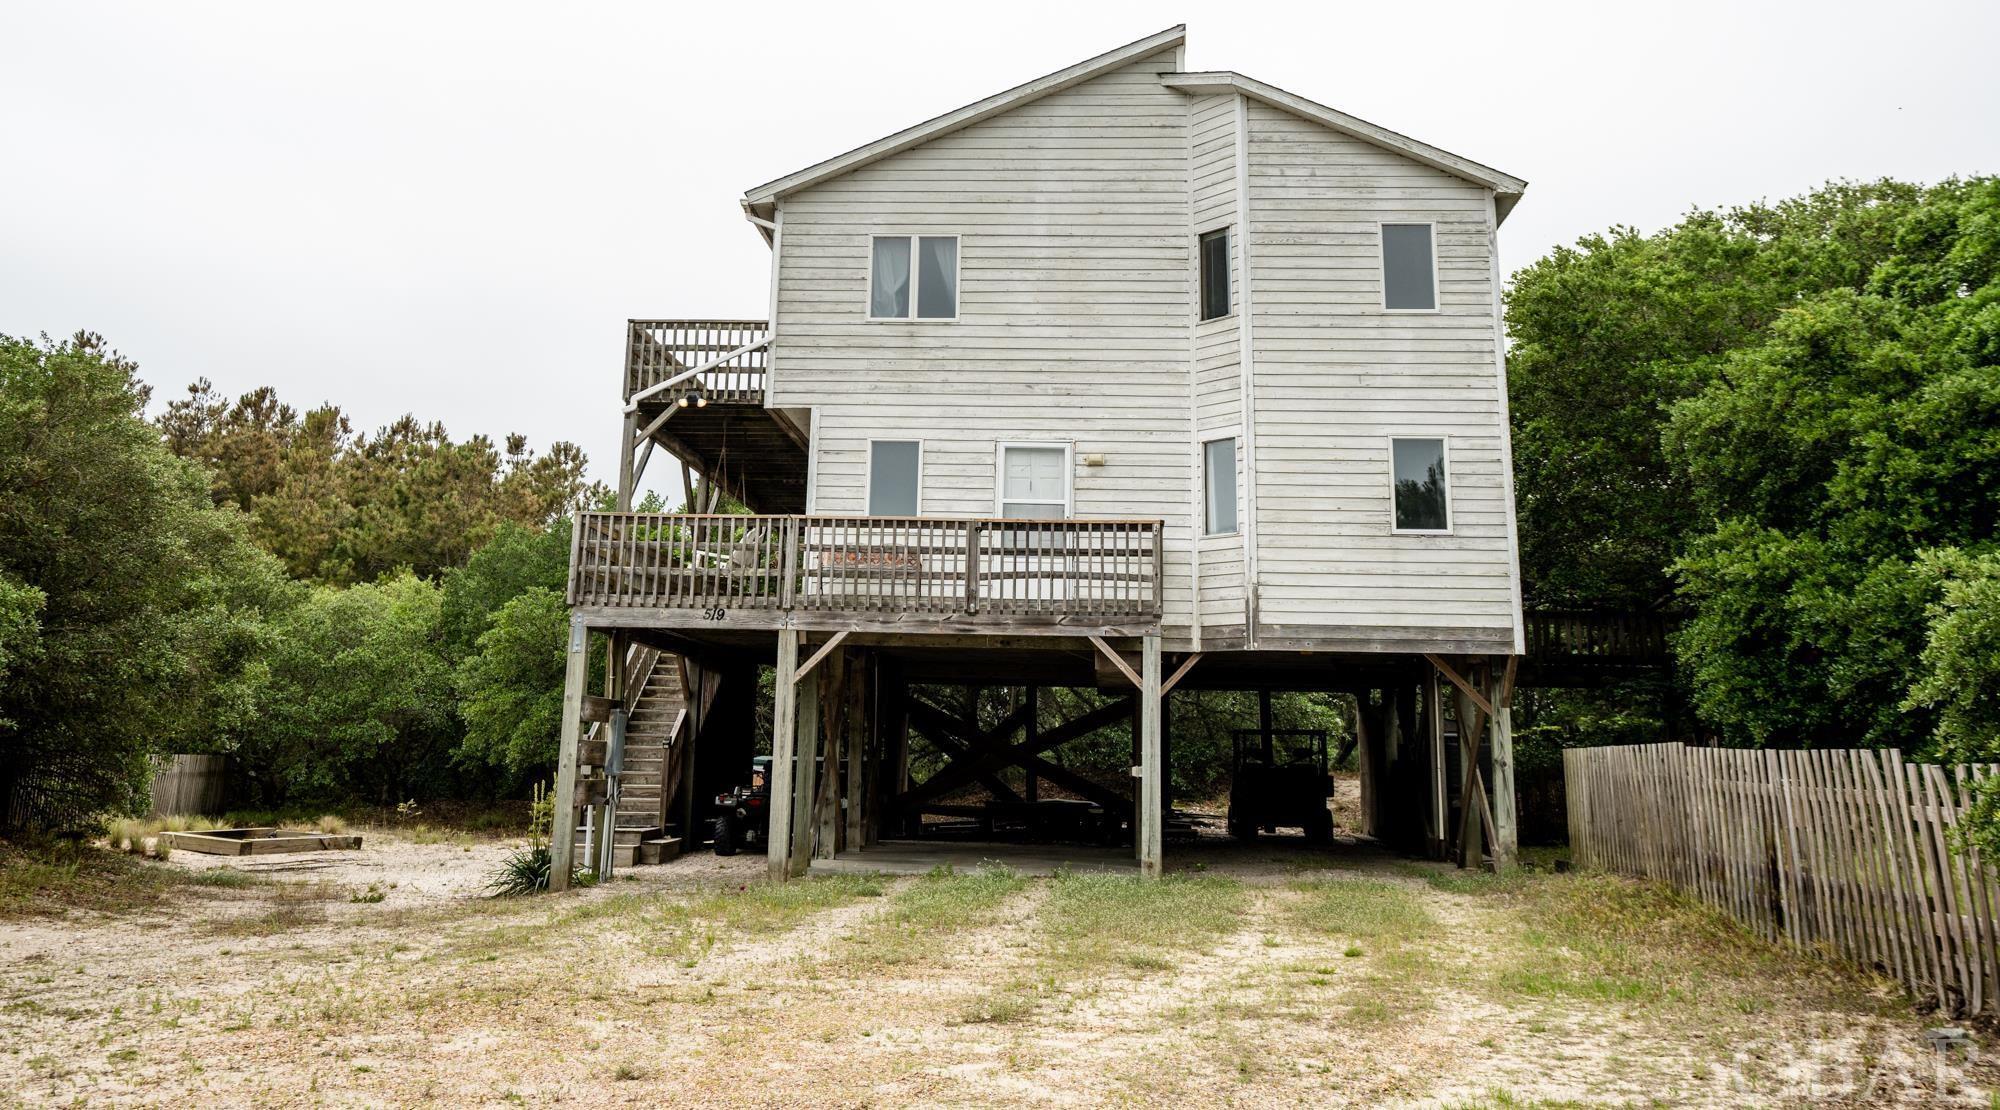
626,320,769,405
1523,610,1673,663
568,512,1164,625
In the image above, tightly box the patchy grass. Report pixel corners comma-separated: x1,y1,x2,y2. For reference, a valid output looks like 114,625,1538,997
207,880,346,938
956,871,1247,1026
559,874,887,965
0,838,195,918
1285,877,1434,941
1040,872,1246,971
836,865,1026,970
1492,872,1895,1016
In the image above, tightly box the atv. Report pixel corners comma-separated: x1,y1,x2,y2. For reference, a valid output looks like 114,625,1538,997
711,755,773,856
1226,728,1335,843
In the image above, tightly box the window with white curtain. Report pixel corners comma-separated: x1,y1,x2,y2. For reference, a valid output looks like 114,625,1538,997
998,445,1069,519
870,235,958,319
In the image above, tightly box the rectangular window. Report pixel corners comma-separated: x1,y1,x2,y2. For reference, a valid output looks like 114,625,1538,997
870,235,957,319
1198,228,1231,321
867,440,921,516
1203,437,1238,535
1381,223,1437,311
998,445,1069,519
1390,437,1450,532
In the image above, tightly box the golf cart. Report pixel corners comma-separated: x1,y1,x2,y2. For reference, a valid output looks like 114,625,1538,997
711,755,772,856
1226,728,1334,842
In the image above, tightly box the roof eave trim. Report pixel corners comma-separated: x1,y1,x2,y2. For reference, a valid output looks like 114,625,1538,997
1160,71,1527,205
743,25,1187,205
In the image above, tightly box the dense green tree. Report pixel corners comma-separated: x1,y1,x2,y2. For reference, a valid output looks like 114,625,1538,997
439,520,573,660
1508,178,1999,760
0,333,284,830
453,587,572,780
157,382,602,586
245,574,457,804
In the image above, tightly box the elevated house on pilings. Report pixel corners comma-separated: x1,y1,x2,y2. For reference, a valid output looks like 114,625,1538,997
547,25,1602,889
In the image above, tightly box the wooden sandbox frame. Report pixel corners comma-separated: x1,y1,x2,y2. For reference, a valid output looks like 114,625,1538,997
159,827,363,856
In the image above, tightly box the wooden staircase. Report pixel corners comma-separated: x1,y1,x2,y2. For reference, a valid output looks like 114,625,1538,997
574,648,690,870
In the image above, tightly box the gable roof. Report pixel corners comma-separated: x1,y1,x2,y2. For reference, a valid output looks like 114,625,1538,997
1160,71,1527,222
741,25,1187,216
740,26,1526,227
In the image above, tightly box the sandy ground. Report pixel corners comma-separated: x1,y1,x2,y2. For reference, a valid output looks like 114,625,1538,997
2,826,1995,1107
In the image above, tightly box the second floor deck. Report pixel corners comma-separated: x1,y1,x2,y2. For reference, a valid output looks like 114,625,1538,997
568,511,1166,637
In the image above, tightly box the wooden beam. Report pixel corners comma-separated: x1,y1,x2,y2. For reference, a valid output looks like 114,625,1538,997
1488,656,1519,871
789,663,821,875
1426,653,1495,719
1160,652,1203,696
633,405,676,447
1088,635,1142,689
548,612,591,892
898,694,1132,810
793,630,850,683
766,627,799,881
1138,635,1163,878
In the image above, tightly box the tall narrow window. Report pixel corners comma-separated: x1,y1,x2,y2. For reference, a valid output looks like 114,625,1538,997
870,235,957,319
1199,228,1231,321
1204,437,1238,535
998,445,1068,519
1390,437,1450,532
867,440,921,516
1381,223,1436,311
869,236,910,318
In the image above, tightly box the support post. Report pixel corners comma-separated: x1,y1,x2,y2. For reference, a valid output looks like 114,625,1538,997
549,613,590,892
1488,661,1519,872
1425,669,1446,858
616,416,636,512
791,668,822,875
1023,686,1040,804
843,651,865,853
1454,684,1486,868
1138,634,1163,879
814,654,842,860
767,627,799,881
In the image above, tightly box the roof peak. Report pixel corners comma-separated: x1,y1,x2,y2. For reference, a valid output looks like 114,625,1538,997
742,25,1185,209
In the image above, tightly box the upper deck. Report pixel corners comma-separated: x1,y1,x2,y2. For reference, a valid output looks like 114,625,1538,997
625,320,805,513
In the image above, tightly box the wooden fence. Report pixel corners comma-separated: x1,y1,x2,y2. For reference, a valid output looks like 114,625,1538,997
1566,743,2000,1016
150,754,227,817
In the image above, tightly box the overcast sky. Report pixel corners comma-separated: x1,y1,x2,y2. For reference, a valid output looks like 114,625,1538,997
5,1,1996,501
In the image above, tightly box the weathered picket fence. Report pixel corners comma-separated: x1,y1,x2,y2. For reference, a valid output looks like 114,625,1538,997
1565,743,2000,1017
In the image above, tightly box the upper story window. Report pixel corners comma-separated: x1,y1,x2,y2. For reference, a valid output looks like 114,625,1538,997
870,235,958,320
998,444,1069,519
1203,437,1238,535
1390,437,1450,533
1381,223,1438,312
1198,228,1231,321
867,440,921,516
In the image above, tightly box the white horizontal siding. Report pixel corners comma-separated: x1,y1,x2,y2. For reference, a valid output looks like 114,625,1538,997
1244,100,1515,642
772,51,1197,627
765,65,1521,651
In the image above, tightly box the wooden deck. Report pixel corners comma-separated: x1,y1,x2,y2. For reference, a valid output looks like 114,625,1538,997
623,319,806,513
567,511,1165,635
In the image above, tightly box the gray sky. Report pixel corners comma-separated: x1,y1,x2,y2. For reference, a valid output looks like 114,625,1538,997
5,1,1996,501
